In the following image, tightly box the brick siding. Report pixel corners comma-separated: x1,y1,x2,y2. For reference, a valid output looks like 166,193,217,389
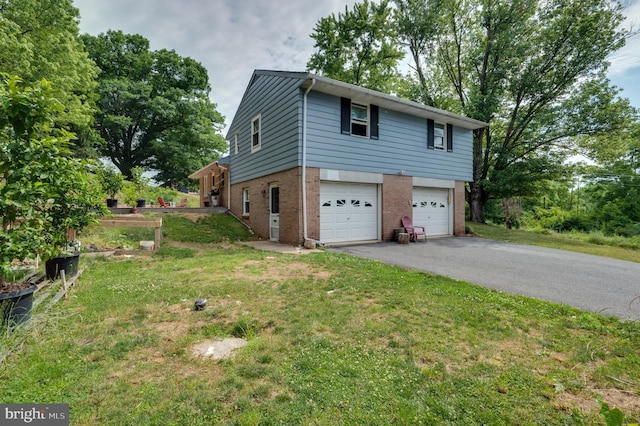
454,180,466,236
230,166,468,244
382,175,413,240
230,167,306,246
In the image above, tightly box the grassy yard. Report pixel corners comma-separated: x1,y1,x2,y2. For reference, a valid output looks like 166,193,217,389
467,222,640,263
1,215,639,425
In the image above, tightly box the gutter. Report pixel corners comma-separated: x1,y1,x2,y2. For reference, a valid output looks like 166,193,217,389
302,77,316,245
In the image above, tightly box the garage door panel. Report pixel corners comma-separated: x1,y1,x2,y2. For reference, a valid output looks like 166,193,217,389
413,187,450,236
320,182,378,243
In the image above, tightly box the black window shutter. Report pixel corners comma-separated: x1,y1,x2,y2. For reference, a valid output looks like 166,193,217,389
427,119,434,149
370,104,379,140
447,123,453,152
340,97,351,135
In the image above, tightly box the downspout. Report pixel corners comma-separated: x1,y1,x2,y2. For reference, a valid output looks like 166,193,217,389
302,77,316,245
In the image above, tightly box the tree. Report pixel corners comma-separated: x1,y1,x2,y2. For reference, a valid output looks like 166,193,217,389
307,0,405,93
396,0,631,222
0,0,100,157
309,0,633,223
393,0,443,107
581,122,640,234
0,76,106,289
81,31,226,186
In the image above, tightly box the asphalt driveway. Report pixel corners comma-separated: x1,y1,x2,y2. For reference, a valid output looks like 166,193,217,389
328,237,640,320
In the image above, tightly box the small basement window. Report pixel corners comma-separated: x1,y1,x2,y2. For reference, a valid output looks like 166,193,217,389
243,189,250,215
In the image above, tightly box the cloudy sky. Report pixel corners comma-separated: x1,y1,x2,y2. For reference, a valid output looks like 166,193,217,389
74,0,640,136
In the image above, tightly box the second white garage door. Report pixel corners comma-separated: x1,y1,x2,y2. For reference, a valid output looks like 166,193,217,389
320,182,378,243
412,187,451,236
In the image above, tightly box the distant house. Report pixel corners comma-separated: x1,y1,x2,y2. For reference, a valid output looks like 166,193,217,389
191,70,486,246
189,156,229,208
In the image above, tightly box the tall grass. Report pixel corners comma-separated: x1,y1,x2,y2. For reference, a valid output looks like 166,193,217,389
468,222,640,263
564,230,640,250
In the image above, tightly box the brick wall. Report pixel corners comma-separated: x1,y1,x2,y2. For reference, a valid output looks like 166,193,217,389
230,167,305,246
454,180,466,236
382,175,413,241
305,168,321,241
230,167,469,244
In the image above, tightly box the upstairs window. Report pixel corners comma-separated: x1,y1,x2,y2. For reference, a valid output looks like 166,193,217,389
234,133,239,154
427,120,453,152
341,97,379,140
251,114,261,152
351,103,369,137
434,123,445,150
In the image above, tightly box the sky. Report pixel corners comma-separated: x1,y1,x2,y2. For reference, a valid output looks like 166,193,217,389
74,0,640,137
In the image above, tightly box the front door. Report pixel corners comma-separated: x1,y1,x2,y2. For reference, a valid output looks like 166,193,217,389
269,184,280,241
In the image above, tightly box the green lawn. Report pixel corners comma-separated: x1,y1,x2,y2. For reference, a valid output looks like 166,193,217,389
467,222,640,263
1,216,638,425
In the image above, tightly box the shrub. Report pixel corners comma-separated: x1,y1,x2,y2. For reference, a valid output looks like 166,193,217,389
613,223,640,238
96,165,124,199
521,207,593,232
0,76,107,288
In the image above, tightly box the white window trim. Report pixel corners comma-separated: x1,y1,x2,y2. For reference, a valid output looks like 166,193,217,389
251,114,261,153
242,188,250,216
351,102,369,138
434,122,446,151
234,133,239,154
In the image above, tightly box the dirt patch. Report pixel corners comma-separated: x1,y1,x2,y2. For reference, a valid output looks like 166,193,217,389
154,320,193,341
234,260,332,284
177,213,211,222
192,337,248,359
0,281,35,294
554,388,640,416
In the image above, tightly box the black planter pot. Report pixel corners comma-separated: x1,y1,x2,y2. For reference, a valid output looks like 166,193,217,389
106,198,118,208
0,283,38,327
45,252,80,280
136,199,146,208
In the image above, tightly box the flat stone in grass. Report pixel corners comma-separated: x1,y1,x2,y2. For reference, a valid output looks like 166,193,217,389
192,338,248,360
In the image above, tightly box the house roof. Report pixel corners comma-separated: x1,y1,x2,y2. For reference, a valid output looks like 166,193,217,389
188,156,230,179
250,70,488,130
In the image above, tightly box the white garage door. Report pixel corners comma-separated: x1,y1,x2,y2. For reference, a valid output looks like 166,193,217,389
320,182,378,243
412,187,451,236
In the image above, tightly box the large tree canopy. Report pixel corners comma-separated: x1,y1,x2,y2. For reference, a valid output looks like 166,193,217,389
81,30,226,186
409,0,632,222
0,0,99,157
307,0,405,93
309,0,635,222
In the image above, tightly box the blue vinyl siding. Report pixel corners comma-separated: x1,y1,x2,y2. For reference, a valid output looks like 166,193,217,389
227,73,303,184
305,91,473,181
227,72,474,184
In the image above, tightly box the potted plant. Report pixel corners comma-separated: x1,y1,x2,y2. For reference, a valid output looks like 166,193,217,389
1,76,107,326
41,160,108,280
122,183,139,213
97,165,124,208
131,166,148,208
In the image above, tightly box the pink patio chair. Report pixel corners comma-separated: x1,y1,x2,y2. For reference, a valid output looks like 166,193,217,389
158,197,170,208
401,215,427,242
178,198,188,208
